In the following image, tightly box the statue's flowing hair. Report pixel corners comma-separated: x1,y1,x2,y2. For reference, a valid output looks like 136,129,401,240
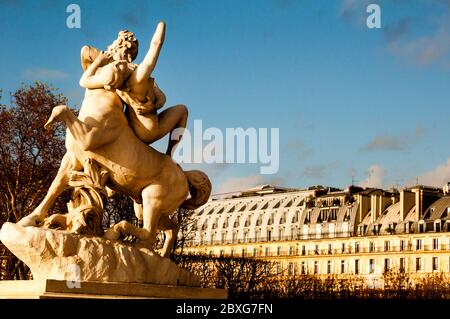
106,30,139,62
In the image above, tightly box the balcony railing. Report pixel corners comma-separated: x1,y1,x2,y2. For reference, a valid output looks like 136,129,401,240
186,240,450,258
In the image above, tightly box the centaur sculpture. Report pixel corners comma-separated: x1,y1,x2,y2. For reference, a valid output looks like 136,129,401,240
17,21,211,258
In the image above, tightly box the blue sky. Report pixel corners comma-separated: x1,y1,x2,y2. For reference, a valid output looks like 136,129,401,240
1,0,450,195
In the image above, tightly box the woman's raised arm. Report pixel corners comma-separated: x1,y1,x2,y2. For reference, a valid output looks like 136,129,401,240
133,21,166,83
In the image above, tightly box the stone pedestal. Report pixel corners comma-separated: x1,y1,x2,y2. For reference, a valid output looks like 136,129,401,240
0,222,199,286
0,279,227,299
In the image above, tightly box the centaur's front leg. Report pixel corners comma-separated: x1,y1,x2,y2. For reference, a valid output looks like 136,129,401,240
18,105,117,227
45,105,118,151
17,152,81,226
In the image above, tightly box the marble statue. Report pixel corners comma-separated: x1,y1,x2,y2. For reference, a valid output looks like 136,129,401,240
1,21,211,285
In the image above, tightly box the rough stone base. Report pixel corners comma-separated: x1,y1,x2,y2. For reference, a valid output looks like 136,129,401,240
0,280,227,299
0,222,198,286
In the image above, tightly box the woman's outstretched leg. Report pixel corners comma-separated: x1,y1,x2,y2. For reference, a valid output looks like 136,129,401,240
157,104,188,156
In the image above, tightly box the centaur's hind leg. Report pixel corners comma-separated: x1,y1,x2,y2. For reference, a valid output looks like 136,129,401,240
133,200,144,227
158,214,179,258
125,200,178,257
103,211,178,258
17,152,82,226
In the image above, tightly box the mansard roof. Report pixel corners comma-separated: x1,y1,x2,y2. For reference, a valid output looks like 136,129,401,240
423,196,450,221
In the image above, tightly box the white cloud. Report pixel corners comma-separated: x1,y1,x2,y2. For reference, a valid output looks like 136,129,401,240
417,158,450,187
339,0,370,19
362,126,425,152
388,27,450,66
363,135,404,152
359,164,386,188
22,68,69,80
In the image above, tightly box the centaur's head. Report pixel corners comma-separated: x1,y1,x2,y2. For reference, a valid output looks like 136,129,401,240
106,30,139,63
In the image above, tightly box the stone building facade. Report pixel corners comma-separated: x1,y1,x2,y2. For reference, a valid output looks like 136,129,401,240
183,184,450,277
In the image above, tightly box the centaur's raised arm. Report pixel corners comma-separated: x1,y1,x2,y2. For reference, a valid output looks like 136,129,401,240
79,51,111,89
133,21,166,83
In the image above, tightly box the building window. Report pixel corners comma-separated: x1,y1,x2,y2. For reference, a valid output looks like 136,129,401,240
341,260,346,274
355,260,360,274
329,208,337,221
314,261,319,274
341,243,346,253
265,247,270,257
230,249,234,257
277,246,282,256
318,210,326,222
416,257,422,272
305,211,311,224
355,242,360,253
241,248,246,257
279,228,284,240
234,216,240,228
369,242,375,253
301,245,306,256
264,264,270,276
384,258,390,273
433,238,439,250
253,248,257,257
267,214,274,226
327,260,332,274
372,224,380,235
291,227,297,240
416,239,422,250
276,263,281,275
221,232,226,244
384,240,390,252
432,257,439,271
400,240,406,251
256,217,262,226
358,225,365,236
369,259,375,274
255,230,260,242
435,222,441,232
289,246,294,256
328,244,333,254
288,262,294,276
314,244,319,255
220,250,224,256
399,258,406,272
301,262,307,275
419,223,425,233
267,230,272,241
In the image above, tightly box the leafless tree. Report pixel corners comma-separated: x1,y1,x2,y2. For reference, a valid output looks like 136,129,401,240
0,82,70,280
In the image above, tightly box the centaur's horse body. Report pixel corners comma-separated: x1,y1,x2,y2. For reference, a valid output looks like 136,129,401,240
74,90,188,204
18,88,210,257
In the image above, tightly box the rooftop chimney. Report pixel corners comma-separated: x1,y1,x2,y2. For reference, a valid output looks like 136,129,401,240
400,190,415,221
